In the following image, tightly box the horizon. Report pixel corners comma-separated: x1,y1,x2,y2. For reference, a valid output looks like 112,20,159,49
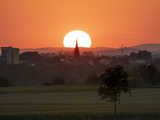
4,42,160,50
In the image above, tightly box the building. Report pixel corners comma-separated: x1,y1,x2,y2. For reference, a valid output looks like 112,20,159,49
74,40,80,58
1,47,19,64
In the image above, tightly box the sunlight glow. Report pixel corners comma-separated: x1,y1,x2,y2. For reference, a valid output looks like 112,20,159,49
63,30,91,48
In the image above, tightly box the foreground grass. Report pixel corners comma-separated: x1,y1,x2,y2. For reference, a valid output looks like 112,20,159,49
0,85,97,94
1,114,160,120
0,85,160,116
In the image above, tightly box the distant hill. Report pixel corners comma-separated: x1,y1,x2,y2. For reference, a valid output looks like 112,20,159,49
94,44,160,56
97,47,138,56
20,43,160,57
20,47,115,54
132,44,160,53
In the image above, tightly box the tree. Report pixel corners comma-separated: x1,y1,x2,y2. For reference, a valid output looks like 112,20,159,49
20,51,42,63
139,64,158,86
138,50,152,60
129,50,152,61
98,65,131,120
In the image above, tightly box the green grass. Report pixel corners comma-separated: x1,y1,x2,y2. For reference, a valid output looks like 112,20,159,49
0,85,160,116
0,85,97,93
0,114,160,120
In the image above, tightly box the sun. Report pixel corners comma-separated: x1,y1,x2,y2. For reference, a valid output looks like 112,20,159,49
63,30,91,48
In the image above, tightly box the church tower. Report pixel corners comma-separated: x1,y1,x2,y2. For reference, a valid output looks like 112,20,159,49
74,40,80,57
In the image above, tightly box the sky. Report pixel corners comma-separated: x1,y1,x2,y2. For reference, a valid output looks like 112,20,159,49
1,0,160,48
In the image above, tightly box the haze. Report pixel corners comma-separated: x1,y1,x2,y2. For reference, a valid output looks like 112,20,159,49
1,0,160,48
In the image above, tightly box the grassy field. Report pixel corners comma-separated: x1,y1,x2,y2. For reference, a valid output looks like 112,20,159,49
0,85,160,116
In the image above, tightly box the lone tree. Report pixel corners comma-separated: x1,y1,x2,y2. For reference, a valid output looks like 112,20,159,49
98,65,131,120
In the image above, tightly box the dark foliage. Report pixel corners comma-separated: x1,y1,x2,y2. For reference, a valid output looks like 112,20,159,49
20,51,43,64
98,65,131,102
130,50,152,60
139,64,159,86
98,65,131,120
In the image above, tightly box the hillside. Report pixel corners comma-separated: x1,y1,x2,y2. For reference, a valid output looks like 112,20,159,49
95,44,160,56
20,43,160,56
20,47,115,55
132,44,160,53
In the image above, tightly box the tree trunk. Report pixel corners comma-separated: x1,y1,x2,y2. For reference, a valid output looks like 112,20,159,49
114,101,117,120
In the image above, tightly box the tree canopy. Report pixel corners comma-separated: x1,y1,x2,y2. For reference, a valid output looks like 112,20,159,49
98,65,131,102
98,65,131,119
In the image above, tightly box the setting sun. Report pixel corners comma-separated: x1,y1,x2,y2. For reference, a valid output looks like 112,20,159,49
63,30,91,48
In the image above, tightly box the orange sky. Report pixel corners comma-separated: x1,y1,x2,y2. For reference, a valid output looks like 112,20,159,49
1,0,160,48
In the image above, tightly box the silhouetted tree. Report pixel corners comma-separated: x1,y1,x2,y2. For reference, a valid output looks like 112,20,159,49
98,65,131,120
130,50,152,61
20,51,42,63
130,52,138,60
138,50,152,60
139,64,158,86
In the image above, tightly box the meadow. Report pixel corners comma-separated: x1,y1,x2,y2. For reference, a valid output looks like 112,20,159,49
0,85,160,119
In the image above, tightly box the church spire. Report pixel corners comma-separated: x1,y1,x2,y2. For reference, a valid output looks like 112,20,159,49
74,40,80,57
